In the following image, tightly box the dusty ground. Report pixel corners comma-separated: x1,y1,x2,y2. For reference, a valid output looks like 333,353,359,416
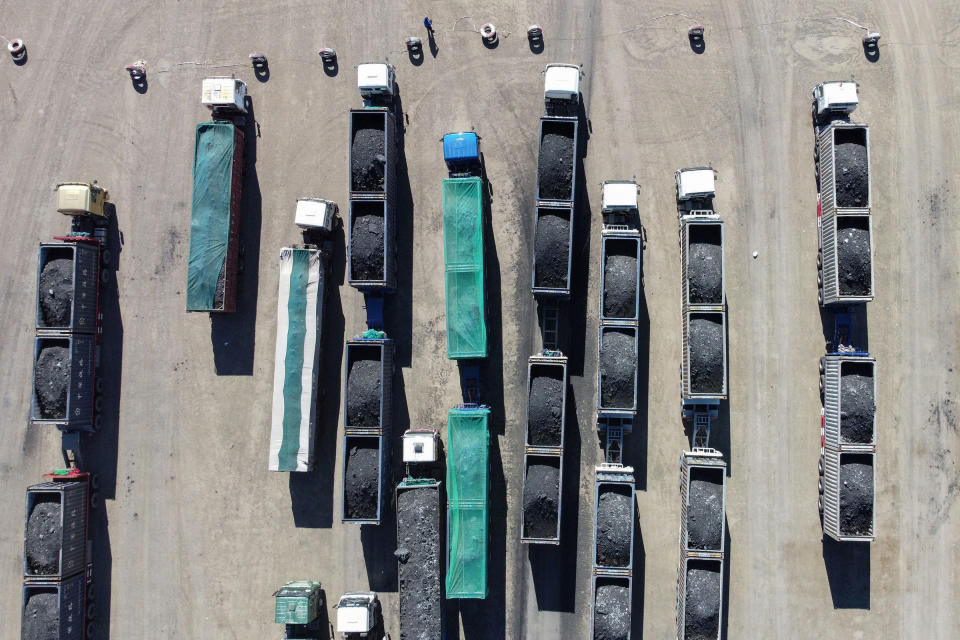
1,0,958,638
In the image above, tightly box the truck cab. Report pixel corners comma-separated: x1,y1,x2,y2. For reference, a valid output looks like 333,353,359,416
442,131,481,176
334,591,381,639
55,182,109,219
675,167,716,201
601,180,638,213
274,581,323,639
295,198,339,234
202,77,248,113
357,63,396,101
813,81,859,118
543,63,581,105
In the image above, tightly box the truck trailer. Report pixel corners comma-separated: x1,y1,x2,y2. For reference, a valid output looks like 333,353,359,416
675,556,724,640
349,107,397,200
590,464,635,640
817,123,871,216
599,229,642,324
821,354,876,450
446,405,490,598
681,311,728,400
820,449,876,542
680,216,725,311
597,325,639,418
679,449,727,558
536,116,579,207
442,177,487,359
818,207,874,305
396,479,444,640
531,204,575,297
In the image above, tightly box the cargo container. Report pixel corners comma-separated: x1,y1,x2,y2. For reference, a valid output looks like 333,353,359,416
396,479,445,640
675,557,724,640
819,210,874,305
524,353,568,449
599,229,642,324
35,243,100,334
817,123,871,216
23,481,88,581
186,121,243,313
446,406,490,598
521,453,563,544
442,177,487,359
30,334,97,430
680,217,725,311
681,311,728,400
536,116,579,206
268,248,326,472
679,449,726,558
820,450,876,542
597,326,639,417
531,204,575,298
822,355,876,451
349,108,397,201
347,199,397,292
590,575,633,640
21,573,87,640
593,466,635,575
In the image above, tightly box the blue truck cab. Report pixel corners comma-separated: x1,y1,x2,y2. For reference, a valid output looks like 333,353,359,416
443,132,481,176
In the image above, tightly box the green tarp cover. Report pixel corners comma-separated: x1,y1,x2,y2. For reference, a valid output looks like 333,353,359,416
187,122,236,311
446,407,490,598
442,177,486,359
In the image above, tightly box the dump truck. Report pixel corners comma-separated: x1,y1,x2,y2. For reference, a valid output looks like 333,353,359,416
21,469,96,640
521,352,567,544
396,478,444,640
597,325,639,418
536,116,579,207
680,215,725,311
679,449,727,559
442,177,487,359
675,556,724,640
817,123,871,216
813,81,859,119
334,591,385,639
273,581,324,639
446,405,490,598
342,334,394,524
818,203,874,306
186,120,243,312
821,354,876,451
819,449,876,542
599,228,642,324
590,464,635,640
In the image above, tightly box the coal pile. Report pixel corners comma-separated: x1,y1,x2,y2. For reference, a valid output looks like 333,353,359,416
351,206,385,281
599,329,637,409
527,370,563,446
523,461,560,539
26,496,61,575
347,357,382,427
34,345,70,419
593,582,630,640
21,591,59,640
836,218,871,296
840,363,875,443
213,262,226,309
534,211,571,288
687,225,723,305
38,257,73,327
344,441,379,519
686,469,723,550
538,129,575,201
689,315,724,394
684,562,721,640
833,129,869,208
397,487,441,640
839,457,873,535
595,485,631,567
603,244,638,319
351,126,386,192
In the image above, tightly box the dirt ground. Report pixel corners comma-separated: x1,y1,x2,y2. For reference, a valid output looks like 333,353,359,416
1,1,959,639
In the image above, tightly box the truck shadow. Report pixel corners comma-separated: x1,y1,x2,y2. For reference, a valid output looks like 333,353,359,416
211,99,262,375
361,508,399,592
562,103,592,378
387,86,414,367
818,304,869,353
628,247,650,489
822,538,870,609
721,523,731,639
631,507,646,639
480,165,506,434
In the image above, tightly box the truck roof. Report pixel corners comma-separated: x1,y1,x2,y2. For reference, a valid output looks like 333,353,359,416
443,132,480,164
601,181,637,210
677,168,715,199
544,64,580,97
357,62,390,89
818,81,859,106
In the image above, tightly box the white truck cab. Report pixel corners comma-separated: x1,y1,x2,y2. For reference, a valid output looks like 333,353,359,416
402,429,441,463
357,63,396,100
55,182,109,218
543,63,581,104
295,198,339,233
202,77,248,113
675,167,716,201
335,591,380,638
601,180,638,213
813,81,859,117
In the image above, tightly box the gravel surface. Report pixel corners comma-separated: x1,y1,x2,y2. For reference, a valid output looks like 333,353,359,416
689,315,724,394
840,363,875,444
527,370,563,446
687,225,723,305
38,257,73,327
351,205,386,281
351,126,386,192
686,469,724,551
343,441,379,519
685,562,722,640
599,329,637,409
840,457,874,535
593,582,630,640
346,357,382,427
396,487,441,640
523,460,560,539
595,485,631,567
34,345,70,419
25,497,61,575
833,130,869,208
21,591,59,640
538,130,575,201
534,210,571,289
836,218,871,296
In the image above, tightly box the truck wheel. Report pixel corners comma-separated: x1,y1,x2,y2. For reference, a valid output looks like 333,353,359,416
818,496,823,514
87,582,96,600
101,249,113,268
95,377,105,394
92,414,103,432
100,269,111,285
90,492,100,509
817,289,823,306
818,478,823,494
94,395,104,412
86,601,95,619
819,357,825,374
818,456,824,476
86,622,96,638
817,249,822,268
817,272,822,287
91,473,101,490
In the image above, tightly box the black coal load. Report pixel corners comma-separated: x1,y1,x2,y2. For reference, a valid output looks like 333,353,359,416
21,591,59,640
686,469,723,550
351,203,386,281
523,460,560,539
214,262,226,309
347,355,382,427
534,210,571,288
833,129,869,208
34,345,71,419
595,485,631,567
836,218,871,296
396,487,441,640
840,362,875,444
689,315,723,394
687,225,722,305
599,329,637,409
839,456,873,535
593,582,630,640
603,241,638,319
26,496,61,575
39,256,73,327
685,562,721,640
538,128,575,201
527,370,563,446
351,126,386,192
344,441,380,519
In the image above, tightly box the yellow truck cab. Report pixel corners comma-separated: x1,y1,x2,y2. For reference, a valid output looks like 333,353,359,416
55,182,109,219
